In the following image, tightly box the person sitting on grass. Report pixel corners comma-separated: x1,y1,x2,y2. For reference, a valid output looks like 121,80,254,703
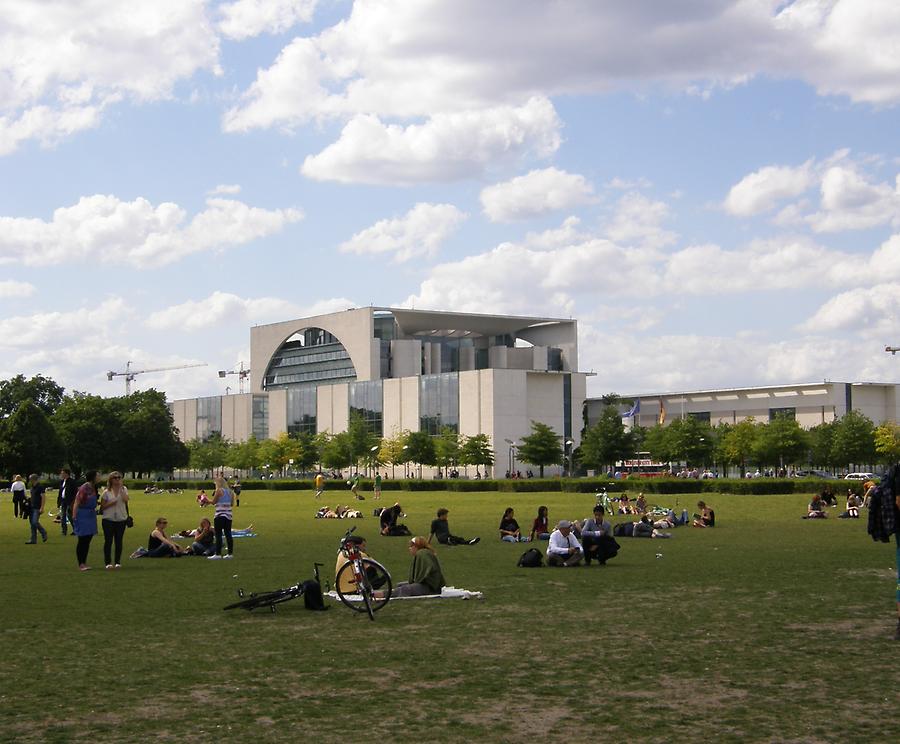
530,505,551,541
634,493,648,514
377,536,446,598
618,494,634,514
183,517,215,556
693,501,716,527
804,494,828,519
546,520,583,566
429,508,479,546
380,503,411,536
130,518,186,558
821,485,837,507
580,505,618,565
335,535,387,593
838,494,860,519
196,489,210,506
499,507,528,542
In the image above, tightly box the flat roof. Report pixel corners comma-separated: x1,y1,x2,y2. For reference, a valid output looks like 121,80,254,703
385,307,573,338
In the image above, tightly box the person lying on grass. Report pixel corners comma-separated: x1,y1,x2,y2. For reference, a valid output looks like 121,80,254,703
429,508,479,545
130,518,186,558
375,536,446,598
804,494,828,519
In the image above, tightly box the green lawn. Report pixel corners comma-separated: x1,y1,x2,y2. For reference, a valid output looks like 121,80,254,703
2,488,898,743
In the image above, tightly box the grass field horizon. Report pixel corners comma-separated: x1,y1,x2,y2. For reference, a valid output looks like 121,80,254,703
3,487,898,743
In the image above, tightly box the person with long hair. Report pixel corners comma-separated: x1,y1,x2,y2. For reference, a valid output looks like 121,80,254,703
388,536,446,597
72,471,100,571
499,507,524,542
11,474,27,519
530,505,551,541
208,475,234,560
100,471,129,569
130,517,186,558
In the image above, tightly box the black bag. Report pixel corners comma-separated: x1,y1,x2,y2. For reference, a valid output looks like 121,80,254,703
517,547,543,568
301,580,328,611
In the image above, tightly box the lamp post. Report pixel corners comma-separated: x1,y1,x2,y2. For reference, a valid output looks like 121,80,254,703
504,438,517,477
402,444,409,479
565,439,574,477
370,444,379,478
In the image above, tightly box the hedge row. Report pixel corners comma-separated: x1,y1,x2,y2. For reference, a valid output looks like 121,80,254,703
108,477,852,496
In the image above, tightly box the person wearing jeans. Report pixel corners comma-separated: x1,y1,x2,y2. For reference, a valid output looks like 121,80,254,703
208,475,234,560
100,471,129,568
26,474,48,544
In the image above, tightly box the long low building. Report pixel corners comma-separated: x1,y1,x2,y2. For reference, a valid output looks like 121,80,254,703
170,306,587,474
585,381,900,430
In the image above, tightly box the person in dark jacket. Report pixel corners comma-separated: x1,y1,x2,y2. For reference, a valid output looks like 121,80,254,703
58,469,78,536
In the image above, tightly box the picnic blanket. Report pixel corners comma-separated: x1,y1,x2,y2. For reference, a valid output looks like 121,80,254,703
325,586,483,601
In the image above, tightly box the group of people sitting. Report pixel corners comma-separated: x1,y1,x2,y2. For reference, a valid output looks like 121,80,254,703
129,517,256,558
336,533,447,598
805,490,862,519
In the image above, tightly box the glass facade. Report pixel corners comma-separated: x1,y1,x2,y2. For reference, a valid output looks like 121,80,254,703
252,395,269,440
419,373,459,434
769,407,796,421
264,327,356,390
349,380,383,436
287,386,317,436
196,396,222,441
688,411,711,423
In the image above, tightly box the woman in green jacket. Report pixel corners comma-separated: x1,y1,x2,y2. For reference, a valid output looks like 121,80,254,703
391,536,446,597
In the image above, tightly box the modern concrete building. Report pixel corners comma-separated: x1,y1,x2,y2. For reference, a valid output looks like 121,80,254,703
585,381,900,431
170,307,587,474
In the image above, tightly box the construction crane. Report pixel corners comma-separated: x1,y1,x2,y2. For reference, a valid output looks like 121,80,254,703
218,361,250,394
106,360,208,395
887,346,900,355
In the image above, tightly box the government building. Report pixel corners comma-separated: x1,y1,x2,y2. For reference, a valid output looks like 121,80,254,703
169,307,587,474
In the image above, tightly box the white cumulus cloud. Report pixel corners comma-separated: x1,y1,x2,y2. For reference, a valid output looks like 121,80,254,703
724,161,815,217
807,165,900,233
799,283,900,337
339,203,467,263
480,167,596,222
218,0,317,41
0,279,35,299
300,98,561,185
0,195,303,268
0,0,220,154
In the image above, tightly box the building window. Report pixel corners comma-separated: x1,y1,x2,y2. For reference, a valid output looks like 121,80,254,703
349,379,383,436
196,396,222,441
769,407,796,421
252,395,269,440
419,373,459,435
287,387,316,436
263,327,356,390
688,411,711,423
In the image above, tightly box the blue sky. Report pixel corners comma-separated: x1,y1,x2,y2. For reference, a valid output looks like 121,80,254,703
1,0,899,401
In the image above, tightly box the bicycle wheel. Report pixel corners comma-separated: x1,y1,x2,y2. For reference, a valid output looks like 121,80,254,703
223,588,291,611
335,558,392,615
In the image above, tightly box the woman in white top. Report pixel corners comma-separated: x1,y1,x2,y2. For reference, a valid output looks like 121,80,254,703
208,475,234,560
100,471,129,569
11,474,27,519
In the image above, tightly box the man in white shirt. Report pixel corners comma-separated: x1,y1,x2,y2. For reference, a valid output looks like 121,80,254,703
546,520,583,567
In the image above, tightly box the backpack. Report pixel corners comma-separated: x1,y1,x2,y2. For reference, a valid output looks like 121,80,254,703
301,580,328,611
517,548,543,568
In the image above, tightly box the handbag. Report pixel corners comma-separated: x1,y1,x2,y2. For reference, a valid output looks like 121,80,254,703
125,502,133,528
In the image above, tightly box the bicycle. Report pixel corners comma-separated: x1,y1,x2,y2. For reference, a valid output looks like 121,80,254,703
223,562,325,613
335,526,392,621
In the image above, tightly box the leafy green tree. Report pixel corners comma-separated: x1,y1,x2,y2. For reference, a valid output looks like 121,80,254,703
807,421,838,469
754,415,808,469
52,393,116,473
460,433,494,475
404,431,436,475
516,421,562,477
580,407,633,473
346,411,379,471
719,418,759,477
118,389,187,476
0,401,65,476
643,424,675,464
830,410,876,468
434,427,461,474
226,436,260,475
667,417,714,466
320,432,353,472
288,431,319,473
379,429,410,478
189,432,230,475
0,374,65,417
874,422,900,463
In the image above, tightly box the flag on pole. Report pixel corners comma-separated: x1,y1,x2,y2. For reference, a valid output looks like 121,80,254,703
658,398,666,425
622,400,640,418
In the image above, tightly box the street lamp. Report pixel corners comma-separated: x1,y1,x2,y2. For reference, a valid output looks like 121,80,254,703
504,438,518,477
370,444,379,477
565,439,574,477
402,444,410,479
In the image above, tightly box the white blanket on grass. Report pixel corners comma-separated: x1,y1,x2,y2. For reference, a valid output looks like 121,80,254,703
325,586,483,601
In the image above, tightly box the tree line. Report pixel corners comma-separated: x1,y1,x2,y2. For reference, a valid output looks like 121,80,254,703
0,374,188,478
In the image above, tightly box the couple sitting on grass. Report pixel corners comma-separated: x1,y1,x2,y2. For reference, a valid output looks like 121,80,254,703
130,518,253,558
540,505,620,567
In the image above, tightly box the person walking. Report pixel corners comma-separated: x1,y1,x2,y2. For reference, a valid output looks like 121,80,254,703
208,475,234,560
373,472,382,500
314,471,325,499
72,471,100,571
11,474,27,519
100,471,129,569
25,474,48,544
349,472,363,500
58,468,77,536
